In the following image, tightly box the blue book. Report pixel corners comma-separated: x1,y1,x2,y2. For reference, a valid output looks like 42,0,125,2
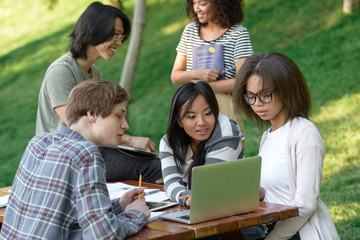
192,43,224,80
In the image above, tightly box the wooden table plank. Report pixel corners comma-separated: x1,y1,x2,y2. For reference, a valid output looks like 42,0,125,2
126,226,173,240
184,216,238,238
149,220,195,240
0,208,5,222
248,207,280,225
205,216,239,235
122,180,163,191
233,212,259,228
0,186,11,197
259,201,299,220
147,220,195,240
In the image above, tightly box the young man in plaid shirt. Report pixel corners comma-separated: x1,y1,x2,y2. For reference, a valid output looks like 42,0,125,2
1,80,150,239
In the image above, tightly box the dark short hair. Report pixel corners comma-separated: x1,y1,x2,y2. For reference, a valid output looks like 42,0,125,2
186,0,245,28
167,81,219,186
234,52,311,129
69,1,131,59
66,80,129,126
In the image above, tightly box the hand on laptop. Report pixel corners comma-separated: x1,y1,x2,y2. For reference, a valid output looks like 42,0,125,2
259,187,265,201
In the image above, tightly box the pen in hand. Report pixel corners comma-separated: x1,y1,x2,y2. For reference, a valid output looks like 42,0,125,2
138,174,142,200
178,194,191,199
222,65,236,74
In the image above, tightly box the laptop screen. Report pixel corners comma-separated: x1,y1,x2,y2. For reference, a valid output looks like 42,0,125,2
160,156,261,224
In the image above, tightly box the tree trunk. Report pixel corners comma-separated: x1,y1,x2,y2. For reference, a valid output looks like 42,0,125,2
343,0,360,14
120,0,146,98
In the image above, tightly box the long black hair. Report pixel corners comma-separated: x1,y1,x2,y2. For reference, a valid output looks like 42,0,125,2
69,1,131,59
167,81,219,187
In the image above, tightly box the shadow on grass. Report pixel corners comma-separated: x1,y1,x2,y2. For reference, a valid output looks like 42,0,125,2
245,0,360,110
286,10,360,110
321,163,360,239
0,24,73,91
0,25,74,186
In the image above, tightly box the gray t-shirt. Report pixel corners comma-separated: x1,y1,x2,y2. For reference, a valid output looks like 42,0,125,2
36,52,102,133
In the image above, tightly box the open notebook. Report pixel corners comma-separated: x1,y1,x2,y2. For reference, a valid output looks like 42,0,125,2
160,156,261,224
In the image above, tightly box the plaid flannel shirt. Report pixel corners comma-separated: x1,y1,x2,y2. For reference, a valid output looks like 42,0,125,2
1,125,147,239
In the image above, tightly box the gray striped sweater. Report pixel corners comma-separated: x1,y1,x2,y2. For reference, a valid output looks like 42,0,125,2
159,114,244,206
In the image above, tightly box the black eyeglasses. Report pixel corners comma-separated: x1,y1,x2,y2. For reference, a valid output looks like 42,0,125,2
243,90,273,105
113,33,126,42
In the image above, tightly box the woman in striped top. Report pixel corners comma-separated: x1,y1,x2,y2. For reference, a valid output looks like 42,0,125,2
159,81,244,207
171,0,254,142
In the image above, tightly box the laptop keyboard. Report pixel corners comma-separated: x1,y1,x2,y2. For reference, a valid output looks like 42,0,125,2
177,215,190,220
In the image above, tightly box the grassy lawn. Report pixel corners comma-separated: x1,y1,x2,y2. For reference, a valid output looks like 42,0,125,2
0,0,359,238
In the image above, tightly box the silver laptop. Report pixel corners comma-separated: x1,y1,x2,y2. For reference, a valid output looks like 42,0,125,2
160,156,261,224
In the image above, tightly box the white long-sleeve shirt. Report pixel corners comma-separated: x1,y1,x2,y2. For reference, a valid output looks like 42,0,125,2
261,117,339,240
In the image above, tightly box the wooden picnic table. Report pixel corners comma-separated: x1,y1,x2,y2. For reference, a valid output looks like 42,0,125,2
0,181,298,239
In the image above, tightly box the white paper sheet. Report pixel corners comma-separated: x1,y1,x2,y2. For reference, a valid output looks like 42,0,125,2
149,211,165,221
145,191,169,202
106,182,163,200
0,194,9,208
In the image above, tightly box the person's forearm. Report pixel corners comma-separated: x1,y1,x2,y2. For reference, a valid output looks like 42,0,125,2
208,78,235,93
54,105,69,126
171,70,197,85
119,134,156,152
160,141,188,202
172,70,235,94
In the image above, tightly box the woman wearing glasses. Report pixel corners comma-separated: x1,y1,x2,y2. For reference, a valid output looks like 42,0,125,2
234,52,339,239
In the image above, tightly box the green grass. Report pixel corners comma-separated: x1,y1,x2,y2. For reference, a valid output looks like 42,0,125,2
0,0,359,238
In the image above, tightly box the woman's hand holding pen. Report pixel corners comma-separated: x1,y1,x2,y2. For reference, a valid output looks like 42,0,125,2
179,194,192,208
185,196,191,208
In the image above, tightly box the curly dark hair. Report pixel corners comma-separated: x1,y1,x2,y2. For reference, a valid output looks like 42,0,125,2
186,0,245,28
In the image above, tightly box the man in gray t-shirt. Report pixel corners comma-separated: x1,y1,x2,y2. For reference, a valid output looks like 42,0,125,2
36,52,101,134
36,2,161,183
